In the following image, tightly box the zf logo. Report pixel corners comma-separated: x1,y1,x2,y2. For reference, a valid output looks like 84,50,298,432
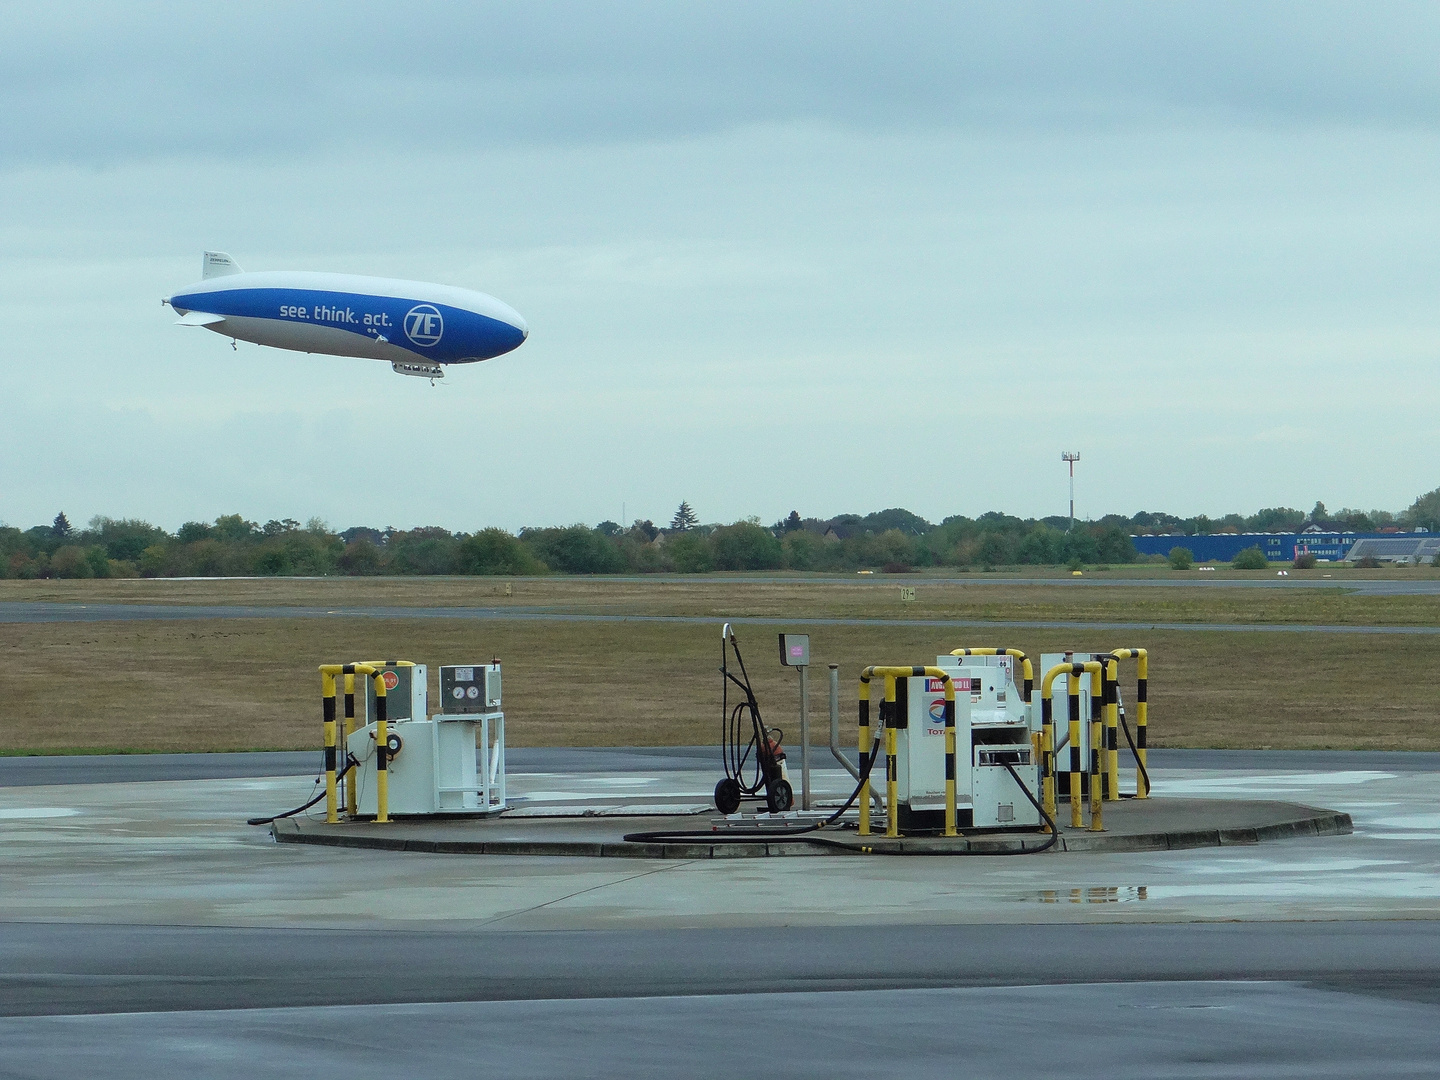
404,304,444,347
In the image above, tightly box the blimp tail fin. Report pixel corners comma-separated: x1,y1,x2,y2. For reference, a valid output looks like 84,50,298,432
202,251,242,279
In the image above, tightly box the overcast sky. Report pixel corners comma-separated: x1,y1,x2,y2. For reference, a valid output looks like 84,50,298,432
3,2,1439,532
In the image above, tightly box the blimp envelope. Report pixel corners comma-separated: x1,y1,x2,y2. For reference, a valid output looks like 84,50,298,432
165,252,528,378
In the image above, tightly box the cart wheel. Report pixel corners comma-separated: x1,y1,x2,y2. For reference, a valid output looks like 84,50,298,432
714,778,742,815
766,779,793,813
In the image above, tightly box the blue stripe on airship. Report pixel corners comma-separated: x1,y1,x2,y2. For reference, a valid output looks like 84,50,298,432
168,287,526,362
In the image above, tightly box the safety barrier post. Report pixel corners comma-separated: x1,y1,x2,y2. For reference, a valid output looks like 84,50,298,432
858,666,959,839
884,674,899,838
1109,648,1151,799
1136,650,1149,797
1088,665,1104,832
321,663,388,822
1067,669,1083,828
857,678,871,836
342,667,357,816
321,669,338,823
1036,668,1059,817
941,673,958,838
1104,658,1119,801
373,670,389,823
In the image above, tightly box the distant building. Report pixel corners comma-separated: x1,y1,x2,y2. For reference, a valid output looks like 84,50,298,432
1343,536,1440,564
1130,530,1433,563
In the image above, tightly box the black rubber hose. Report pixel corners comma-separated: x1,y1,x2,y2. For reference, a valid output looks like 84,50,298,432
623,736,883,843
1117,707,1152,797
998,759,1058,854
246,756,357,825
625,751,1058,856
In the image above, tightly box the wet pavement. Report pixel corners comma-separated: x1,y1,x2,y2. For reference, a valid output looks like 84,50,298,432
4,751,1439,1075
1,757,1435,929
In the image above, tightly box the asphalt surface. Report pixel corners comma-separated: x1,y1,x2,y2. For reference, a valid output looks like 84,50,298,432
8,746,1440,786
4,923,1439,1078
6,746,1438,1075
3,599,1438,634
6,980,1436,1080
4,919,1440,1016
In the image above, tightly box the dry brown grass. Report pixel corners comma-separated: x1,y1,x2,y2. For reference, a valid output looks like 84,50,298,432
3,615,1437,753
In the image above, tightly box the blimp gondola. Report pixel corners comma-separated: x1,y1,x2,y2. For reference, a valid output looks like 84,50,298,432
163,252,528,379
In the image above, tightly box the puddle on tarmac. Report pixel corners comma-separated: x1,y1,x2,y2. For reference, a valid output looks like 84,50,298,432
0,807,80,819
1155,771,1394,793
1367,813,1440,830
1029,886,1148,904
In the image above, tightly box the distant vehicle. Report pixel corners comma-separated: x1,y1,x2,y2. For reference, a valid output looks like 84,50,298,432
163,252,528,379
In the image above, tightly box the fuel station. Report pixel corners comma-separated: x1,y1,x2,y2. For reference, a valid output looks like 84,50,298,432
255,630,1343,859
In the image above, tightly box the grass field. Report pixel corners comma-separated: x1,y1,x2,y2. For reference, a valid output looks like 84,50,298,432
2,575,1437,754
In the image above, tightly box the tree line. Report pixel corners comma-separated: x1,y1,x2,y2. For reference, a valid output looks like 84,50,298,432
2,488,1437,579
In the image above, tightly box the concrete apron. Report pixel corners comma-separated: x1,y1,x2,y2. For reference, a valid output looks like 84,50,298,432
273,797,1352,858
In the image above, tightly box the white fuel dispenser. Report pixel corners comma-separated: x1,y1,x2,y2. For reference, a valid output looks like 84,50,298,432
346,662,506,817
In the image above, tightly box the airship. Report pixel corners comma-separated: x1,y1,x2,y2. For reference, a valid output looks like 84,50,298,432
163,252,528,379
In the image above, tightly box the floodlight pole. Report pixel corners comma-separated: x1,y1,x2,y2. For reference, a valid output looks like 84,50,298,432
1061,452,1080,532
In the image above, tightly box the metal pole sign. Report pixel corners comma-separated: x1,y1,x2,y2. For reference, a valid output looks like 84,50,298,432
778,633,812,810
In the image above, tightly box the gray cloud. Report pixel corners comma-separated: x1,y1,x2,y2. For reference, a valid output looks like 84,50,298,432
4,3,1440,166
3,3,1439,531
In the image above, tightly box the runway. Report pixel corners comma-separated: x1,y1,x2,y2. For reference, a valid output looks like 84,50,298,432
3,600,1436,634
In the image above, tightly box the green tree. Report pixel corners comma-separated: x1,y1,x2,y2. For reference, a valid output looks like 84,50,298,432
521,525,624,574
84,546,111,577
456,529,545,575
52,512,71,538
1232,546,1268,569
49,545,93,578
977,531,1012,568
1405,486,1440,531
782,530,825,570
87,517,170,562
670,501,698,531
1093,526,1136,564
338,539,384,575
711,522,783,570
1168,546,1194,570
212,514,258,543
1016,525,1062,565
667,532,714,573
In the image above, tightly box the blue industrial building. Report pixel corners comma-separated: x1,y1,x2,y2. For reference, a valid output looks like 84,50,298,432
1130,530,1430,563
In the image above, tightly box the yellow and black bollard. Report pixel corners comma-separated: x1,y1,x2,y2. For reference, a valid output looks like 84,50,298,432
884,674,899,839
1068,668,1084,829
342,667,357,817
1109,648,1150,798
858,678,871,836
321,669,338,823
859,666,961,839
1088,663,1105,831
373,669,389,823
941,674,957,838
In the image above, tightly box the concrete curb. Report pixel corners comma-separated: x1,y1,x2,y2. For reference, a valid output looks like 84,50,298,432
270,805,1352,858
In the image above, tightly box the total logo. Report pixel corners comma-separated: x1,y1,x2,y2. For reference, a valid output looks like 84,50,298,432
928,698,947,724
381,671,400,691
404,304,444,346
